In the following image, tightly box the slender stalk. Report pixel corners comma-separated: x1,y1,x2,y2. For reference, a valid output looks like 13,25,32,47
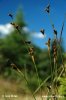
33,57,61,98
11,64,36,100
55,62,57,78
48,13,65,75
57,68,64,79
58,43,65,72
49,52,53,85
32,56,40,85
31,55,43,100
18,30,41,85
12,27,43,100
33,75,51,95
53,58,56,88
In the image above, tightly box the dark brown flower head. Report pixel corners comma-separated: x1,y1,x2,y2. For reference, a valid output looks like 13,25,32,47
8,13,13,19
53,29,57,36
10,22,19,30
25,41,31,44
15,25,19,30
40,29,45,35
45,4,50,13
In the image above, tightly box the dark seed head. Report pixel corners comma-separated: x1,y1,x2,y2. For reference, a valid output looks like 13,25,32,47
10,22,15,25
8,13,13,19
45,4,50,13
53,29,57,35
40,29,45,35
25,41,31,44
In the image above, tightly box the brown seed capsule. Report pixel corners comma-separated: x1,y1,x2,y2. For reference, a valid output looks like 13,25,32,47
25,41,31,44
10,22,20,31
15,25,19,30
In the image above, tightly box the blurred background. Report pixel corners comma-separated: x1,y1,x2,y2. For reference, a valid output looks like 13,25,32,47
0,0,66,100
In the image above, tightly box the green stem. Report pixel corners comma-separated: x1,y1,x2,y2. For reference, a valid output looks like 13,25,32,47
12,64,36,100
32,56,43,100
33,75,51,95
16,27,41,100
49,52,53,85
58,43,65,71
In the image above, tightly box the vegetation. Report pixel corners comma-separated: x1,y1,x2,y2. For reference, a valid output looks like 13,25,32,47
0,5,66,100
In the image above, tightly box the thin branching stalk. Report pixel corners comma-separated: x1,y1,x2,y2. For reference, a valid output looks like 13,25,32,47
17,29,44,100
11,63,36,100
31,55,43,100
58,43,65,72
18,30,41,86
33,75,51,95
34,66,62,96
49,51,53,85
57,67,64,79
48,14,59,95
33,68,60,98
32,56,40,85
10,24,43,100
48,13,66,77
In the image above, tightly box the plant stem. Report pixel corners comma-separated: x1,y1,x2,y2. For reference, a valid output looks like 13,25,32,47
12,64,36,100
31,55,43,100
49,52,53,85
15,28,42,100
